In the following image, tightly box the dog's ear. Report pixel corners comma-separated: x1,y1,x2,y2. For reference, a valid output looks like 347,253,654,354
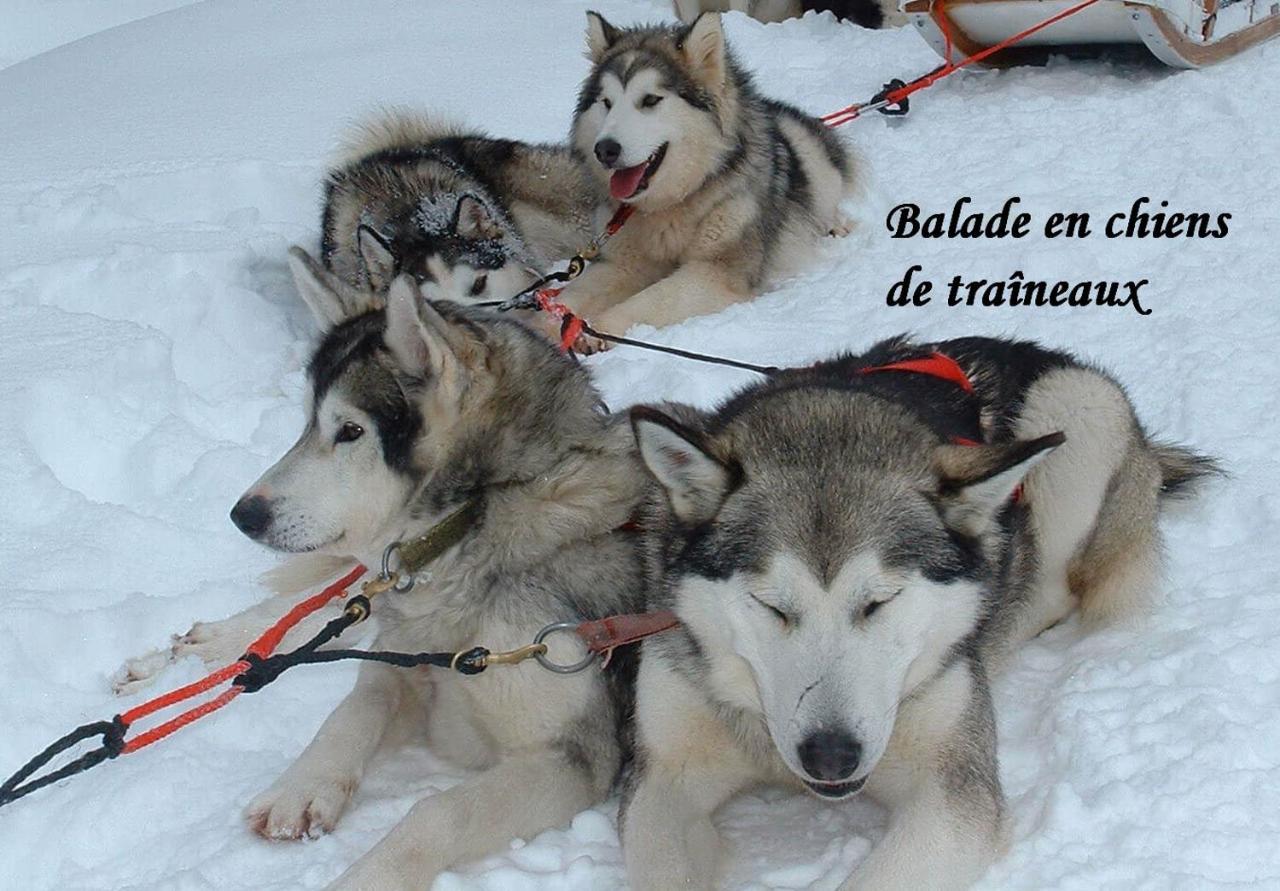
933,432,1065,536
631,406,738,525
287,245,378,328
453,195,502,241
384,274,484,378
585,11,620,62
679,12,726,89
384,275,431,372
357,225,397,292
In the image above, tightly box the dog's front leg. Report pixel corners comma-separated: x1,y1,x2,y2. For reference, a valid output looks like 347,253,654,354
622,762,753,891
245,661,404,839
559,257,661,320
843,665,1006,891
114,555,356,693
589,259,750,337
621,651,759,891
326,746,599,891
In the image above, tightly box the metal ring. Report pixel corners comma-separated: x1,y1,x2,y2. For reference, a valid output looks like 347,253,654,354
380,543,416,593
532,622,597,674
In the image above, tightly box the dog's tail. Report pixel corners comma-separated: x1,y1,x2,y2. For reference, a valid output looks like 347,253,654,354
337,107,469,164
1072,437,1219,627
1152,441,1223,500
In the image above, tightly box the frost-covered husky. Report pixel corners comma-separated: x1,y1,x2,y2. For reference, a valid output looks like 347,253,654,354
564,12,857,344
623,336,1215,890
121,260,648,889
323,111,598,305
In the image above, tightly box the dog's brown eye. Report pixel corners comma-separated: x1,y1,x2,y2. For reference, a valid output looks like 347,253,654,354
469,275,487,296
334,422,364,445
641,94,663,108
601,97,613,110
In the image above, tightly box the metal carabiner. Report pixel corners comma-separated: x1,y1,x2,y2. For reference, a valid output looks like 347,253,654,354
532,621,598,674
380,542,417,593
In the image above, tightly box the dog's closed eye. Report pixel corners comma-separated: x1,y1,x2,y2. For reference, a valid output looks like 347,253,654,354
861,589,902,620
750,593,793,628
640,94,663,109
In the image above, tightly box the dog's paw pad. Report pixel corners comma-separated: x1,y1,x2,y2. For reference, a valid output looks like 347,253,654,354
168,620,244,665
246,777,355,841
829,217,855,238
112,649,173,695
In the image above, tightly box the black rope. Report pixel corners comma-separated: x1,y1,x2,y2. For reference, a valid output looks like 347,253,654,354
574,319,779,376
234,646,490,692
0,715,126,808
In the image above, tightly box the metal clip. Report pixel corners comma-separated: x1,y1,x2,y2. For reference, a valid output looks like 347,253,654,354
483,643,549,667
361,571,401,599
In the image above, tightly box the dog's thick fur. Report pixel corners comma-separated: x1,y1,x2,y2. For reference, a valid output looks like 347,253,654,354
564,12,857,341
673,0,906,29
120,265,649,889
323,110,599,305
621,336,1216,890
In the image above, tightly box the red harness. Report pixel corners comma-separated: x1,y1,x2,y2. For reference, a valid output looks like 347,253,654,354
858,350,1023,502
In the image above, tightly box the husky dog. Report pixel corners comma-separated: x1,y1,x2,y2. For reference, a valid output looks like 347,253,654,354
323,111,599,305
564,12,857,344
673,0,905,29
622,336,1215,890
122,263,648,888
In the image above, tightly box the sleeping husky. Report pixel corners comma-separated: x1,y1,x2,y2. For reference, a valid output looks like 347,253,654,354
322,111,599,305
564,12,857,346
622,336,1215,890
120,265,648,888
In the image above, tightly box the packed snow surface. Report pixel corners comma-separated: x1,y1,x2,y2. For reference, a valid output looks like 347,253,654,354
1,0,1278,888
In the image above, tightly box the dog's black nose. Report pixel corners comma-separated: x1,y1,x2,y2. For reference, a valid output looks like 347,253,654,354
797,730,862,782
230,495,273,540
594,138,622,167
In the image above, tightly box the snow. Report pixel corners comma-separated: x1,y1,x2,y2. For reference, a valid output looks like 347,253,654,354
1,0,1277,889
0,0,203,70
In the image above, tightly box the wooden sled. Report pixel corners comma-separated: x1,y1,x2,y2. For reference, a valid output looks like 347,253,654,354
903,0,1280,67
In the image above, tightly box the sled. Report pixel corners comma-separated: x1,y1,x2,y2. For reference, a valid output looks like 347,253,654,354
903,0,1280,68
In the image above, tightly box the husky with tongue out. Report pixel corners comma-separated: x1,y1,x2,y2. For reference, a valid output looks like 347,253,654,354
565,11,858,347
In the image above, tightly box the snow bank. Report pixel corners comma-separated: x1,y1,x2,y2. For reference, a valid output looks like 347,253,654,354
1,0,1277,888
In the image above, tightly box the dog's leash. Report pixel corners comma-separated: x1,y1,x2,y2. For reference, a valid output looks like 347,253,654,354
0,500,678,812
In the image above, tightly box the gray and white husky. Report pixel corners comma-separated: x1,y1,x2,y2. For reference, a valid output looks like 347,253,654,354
119,262,649,888
564,12,858,343
622,336,1215,890
323,111,599,305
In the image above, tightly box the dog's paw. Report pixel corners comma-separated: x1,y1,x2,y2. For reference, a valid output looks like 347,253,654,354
246,773,357,841
113,618,252,695
572,332,614,355
112,648,172,695
829,216,855,238
170,618,251,666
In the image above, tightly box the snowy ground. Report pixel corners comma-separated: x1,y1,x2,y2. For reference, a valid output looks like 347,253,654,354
1,0,1278,889
0,0,203,70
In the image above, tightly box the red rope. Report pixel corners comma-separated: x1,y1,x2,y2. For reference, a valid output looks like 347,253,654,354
117,564,366,752
819,0,1102,127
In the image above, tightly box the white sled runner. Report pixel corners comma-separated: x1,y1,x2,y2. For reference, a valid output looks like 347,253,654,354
904,0,1280,68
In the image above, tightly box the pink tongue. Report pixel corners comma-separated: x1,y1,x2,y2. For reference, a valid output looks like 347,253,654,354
610,163,648,201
